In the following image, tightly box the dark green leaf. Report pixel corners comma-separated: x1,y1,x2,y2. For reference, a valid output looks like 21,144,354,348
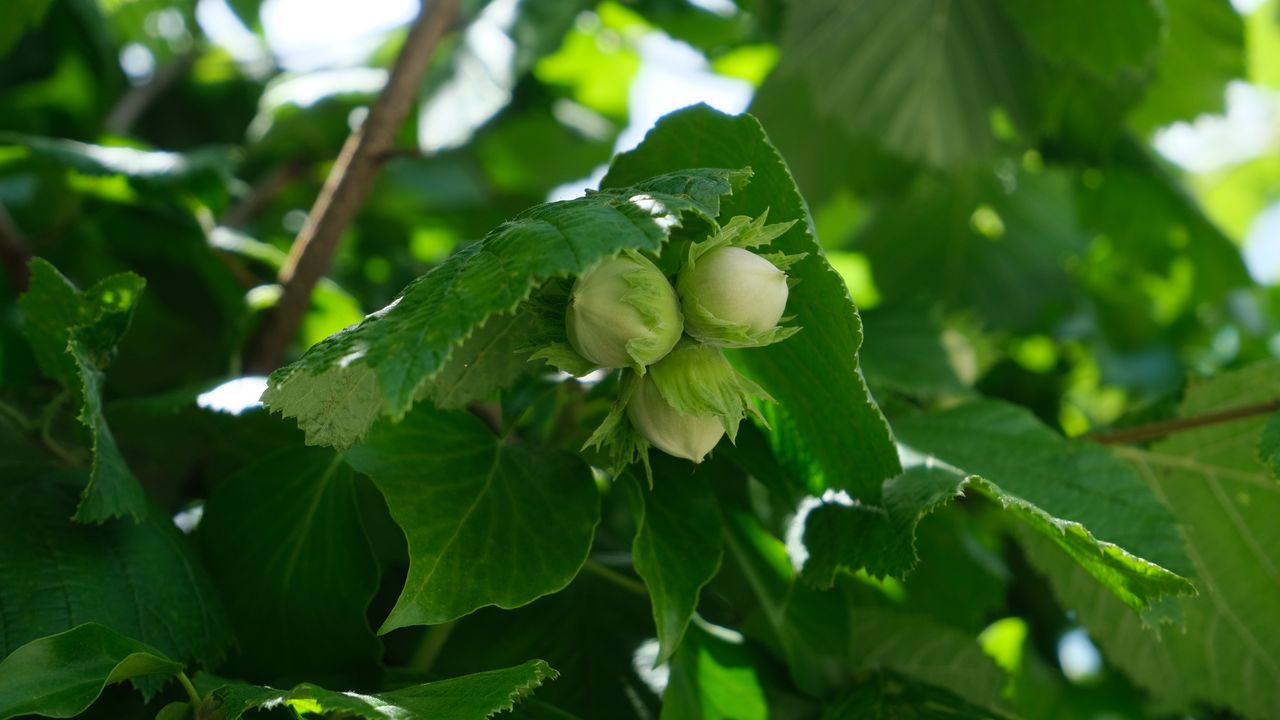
0,468,230,673
854,168,1087,332
999,0,1164,77
345,404,600,631
197,447,381,684
432,569,661,718
892,399,1191,574
771,0,1036,167
18,258,148,523
858,305,970,397
0,623,183,720
800,466,967,584
602,104,901,501
626,457,723,666
824,669,1012,720
1027,360,1280,718
1260,409,1280,476
0,0,55,58
264,168,746,449
198,660,557,720
886,400,1195,613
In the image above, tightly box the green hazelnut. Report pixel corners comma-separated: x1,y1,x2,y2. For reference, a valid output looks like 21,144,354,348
679,246,789,340
627,372,725,463
567,252,683,372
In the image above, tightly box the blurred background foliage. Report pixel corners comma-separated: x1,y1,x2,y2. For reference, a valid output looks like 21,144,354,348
1,0,1279,717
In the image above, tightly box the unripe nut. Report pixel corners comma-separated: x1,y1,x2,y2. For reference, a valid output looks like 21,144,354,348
627,374,725,463
681,247,788,334
567,254,682,370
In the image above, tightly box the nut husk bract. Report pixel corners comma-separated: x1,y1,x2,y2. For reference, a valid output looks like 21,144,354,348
627,373,725,463
567,251,682,372
677,213,804,348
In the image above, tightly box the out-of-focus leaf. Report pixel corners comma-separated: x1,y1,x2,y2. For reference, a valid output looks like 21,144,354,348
824,669,1013,720
771,0,1036,167
418,0,587,151
854,168,1087,332
197,447,381,685
263,167,744,449
859,304,970,397
1027,359,1280,718
0,623,183,720
626,456,723,666
0,468,230,674
0,133,232,186
0,0,55,58
248,69,386,159
603,105,902,502
535,3,645,120
999,0,1164,77
197,660,557,720
1130,0,1245,131
345,404,600,631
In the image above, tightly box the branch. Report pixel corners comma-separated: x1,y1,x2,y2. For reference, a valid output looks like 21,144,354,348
1088,398,1280,445
244,0,460,374
104,51,198,135
0,201,32,293
220,160,307,229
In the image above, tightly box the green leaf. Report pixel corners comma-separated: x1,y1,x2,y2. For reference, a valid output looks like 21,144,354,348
1260,410,1280,476
885,400,1195,613
263,167,747,449
0,623,184,720
999,0,1165,77
18,259,148,523
424,310,537,409
430,570,661,717
0,133,232,186
844,607,1010,714
197,659,557,720
626,457,723,666
824,669,1013,720
345,404,600,631
800,466,968,584
1026,360,1280,718
0,0,55,58
660,618,767,720
854,168,1088,332
196,447,381,684
418,0,587,151
1130,0,1245,132
858,304,971,397
769,0,1036,167
602,105,901,502
0,469,230,677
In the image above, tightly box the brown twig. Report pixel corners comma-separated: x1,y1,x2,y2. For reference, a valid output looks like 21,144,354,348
1088,398,1280,445
244,0,460,374
221,161,307,229
0,202,32,293
104,51,198,135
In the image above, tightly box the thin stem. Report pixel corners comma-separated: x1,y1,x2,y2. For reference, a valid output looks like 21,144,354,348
0,201,32,293
1089,397,1280,445
39,391,78,465
584,558,648,596
176,671,202,708
244,0,461,373
408,620,456,673
0,399,32,430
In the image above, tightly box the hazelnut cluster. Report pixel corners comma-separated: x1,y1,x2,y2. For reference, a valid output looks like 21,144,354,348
533,212,804,475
